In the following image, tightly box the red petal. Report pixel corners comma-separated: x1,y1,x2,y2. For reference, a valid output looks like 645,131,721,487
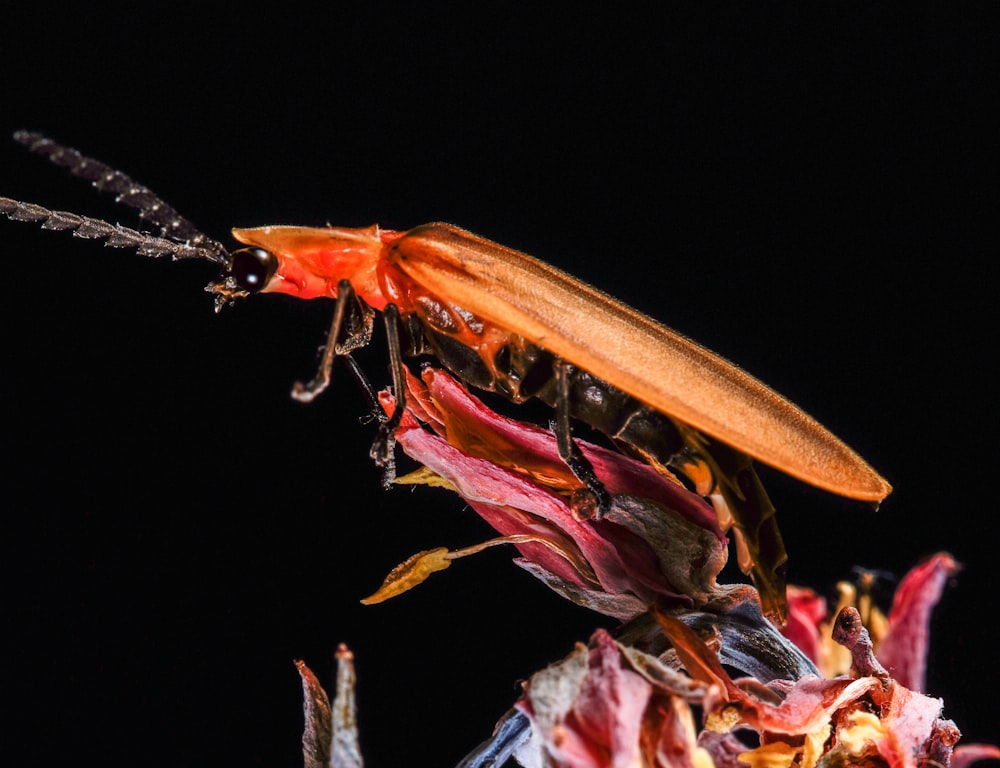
878,552,961,692
420,367,723,541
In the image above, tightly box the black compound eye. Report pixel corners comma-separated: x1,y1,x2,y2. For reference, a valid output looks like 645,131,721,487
229,247,277,292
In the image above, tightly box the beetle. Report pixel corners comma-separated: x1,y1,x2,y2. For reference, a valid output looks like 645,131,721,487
2,131,891,622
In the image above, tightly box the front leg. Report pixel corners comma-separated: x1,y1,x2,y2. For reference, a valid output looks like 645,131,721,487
292,280,374,403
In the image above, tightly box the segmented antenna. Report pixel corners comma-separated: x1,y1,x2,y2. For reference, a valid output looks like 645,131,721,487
2,131,230,265
0,197,221,261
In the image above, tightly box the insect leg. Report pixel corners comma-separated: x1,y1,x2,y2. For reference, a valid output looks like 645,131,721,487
369,304,407,483
554,360,612,519
292,280,374,403
339,353,398,487
340,354,386,423
699,440,789,626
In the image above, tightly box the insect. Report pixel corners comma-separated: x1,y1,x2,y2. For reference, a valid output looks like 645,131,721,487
2,131,891,622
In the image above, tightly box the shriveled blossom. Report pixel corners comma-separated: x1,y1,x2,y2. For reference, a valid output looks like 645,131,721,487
513,628,713,768
512,589,998,768
365,365,729,619
300,367,997,768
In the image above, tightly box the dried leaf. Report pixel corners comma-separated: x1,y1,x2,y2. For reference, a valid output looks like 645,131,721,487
331,645,364,768
296,647,364,768
296,660,332,768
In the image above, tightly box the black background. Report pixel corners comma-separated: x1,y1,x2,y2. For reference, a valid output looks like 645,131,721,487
3,5,996,765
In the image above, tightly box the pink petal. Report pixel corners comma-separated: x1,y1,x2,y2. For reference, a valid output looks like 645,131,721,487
783,585,827,667
517,630,658,768
878,552,961,692
420,367,723,541
952,744,1000,768
873,683,944,768
568,630,652,768
392,419,598,590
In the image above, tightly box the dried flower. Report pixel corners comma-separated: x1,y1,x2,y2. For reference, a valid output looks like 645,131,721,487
365,366,727,619
514,591,997,768
300,368,998,768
